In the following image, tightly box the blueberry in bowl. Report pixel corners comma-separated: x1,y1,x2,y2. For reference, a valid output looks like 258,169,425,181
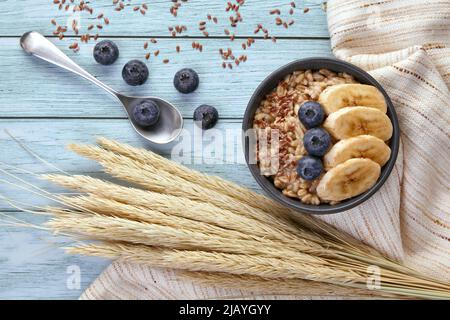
296,156,323,181
298,101,325,128
122,60,149,86
303,128,331,157
93,40,119,65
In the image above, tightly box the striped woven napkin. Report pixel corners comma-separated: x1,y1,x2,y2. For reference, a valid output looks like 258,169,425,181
80,0,450,299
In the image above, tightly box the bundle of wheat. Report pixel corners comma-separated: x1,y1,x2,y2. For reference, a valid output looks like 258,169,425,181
2,138,449,299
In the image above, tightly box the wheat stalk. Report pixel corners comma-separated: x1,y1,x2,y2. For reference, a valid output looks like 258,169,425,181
44,174,316,245
67,242,450,299
66,242,365,285
55,195,258,241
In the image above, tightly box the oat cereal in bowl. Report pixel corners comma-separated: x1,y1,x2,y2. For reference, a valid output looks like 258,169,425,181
243,59,399,214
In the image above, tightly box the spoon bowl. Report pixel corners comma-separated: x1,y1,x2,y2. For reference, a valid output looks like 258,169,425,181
20,31,183,145
118,95,183,144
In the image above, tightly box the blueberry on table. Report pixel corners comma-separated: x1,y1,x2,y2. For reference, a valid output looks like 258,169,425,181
298,101,325,129
122,60,149,86
303,127,331,157
173,68,199,93
93,40,119,65
296,155,323,181
193,105,219,130
132,100,160,127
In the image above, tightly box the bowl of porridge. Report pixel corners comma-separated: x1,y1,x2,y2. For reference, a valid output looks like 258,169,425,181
242,58,400,214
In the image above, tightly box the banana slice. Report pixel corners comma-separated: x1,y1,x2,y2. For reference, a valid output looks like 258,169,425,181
319,84,387,114
323,135,391,170
323,106,393,141
317,158,381,202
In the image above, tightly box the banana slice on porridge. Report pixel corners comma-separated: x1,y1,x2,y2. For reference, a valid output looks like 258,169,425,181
318,83,387,115
317,158,381,202
323,135,391,170
323,106,393,141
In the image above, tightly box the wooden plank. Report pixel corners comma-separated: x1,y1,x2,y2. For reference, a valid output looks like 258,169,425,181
0,119,262,211
0,37,331,118
0,0,329,38
0,211,109,299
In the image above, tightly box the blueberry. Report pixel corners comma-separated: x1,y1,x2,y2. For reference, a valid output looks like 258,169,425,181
298,101,325,129
122,60,149,86
303,128,331,157
132,100,160,127
93,40,119,65
174,68,199,93
193,105,219,130
296,156,323,181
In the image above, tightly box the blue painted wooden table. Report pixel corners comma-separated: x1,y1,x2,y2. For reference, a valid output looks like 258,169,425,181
0,0,330,299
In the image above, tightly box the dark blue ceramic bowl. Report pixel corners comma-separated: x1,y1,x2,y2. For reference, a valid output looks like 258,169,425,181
242,58,400,214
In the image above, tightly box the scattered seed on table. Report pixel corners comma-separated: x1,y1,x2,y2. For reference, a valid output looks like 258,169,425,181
145,53,150,60
144,42,148,49
163,59,169,64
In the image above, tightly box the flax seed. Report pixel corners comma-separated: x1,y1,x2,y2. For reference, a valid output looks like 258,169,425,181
145,53,150,60
176,45,180,53
154,50,160,56
144,42,148,49
163,59,169,64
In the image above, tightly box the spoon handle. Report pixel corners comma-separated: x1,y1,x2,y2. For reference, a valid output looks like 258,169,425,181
20,31,119,99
